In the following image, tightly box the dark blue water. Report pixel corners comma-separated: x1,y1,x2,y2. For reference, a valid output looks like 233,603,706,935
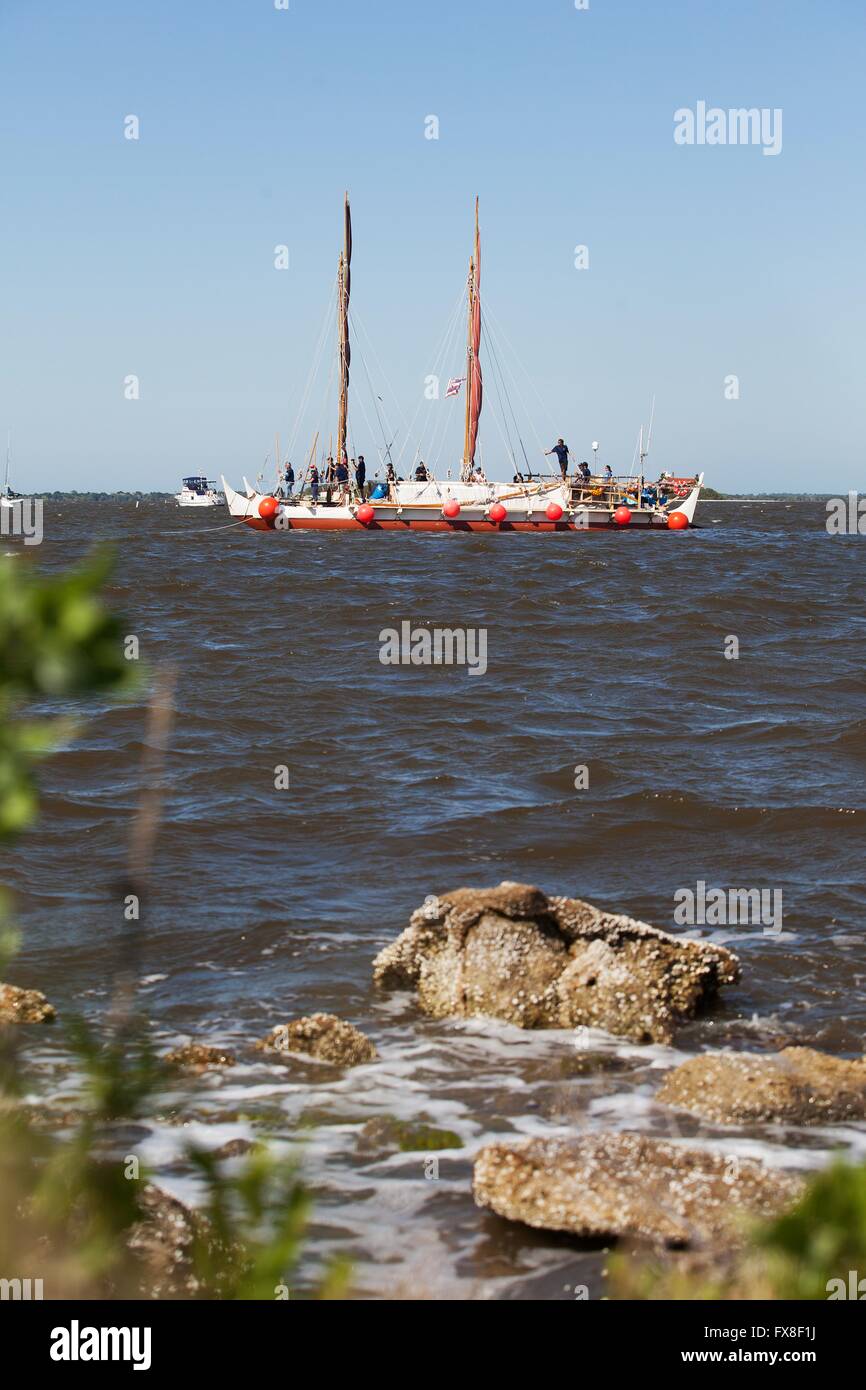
5,496,865,1297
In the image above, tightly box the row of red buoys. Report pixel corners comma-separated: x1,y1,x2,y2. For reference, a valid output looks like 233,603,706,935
258,493,689,531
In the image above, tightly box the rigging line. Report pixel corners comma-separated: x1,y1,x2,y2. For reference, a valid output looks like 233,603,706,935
483,309,532,475
418,288,468,473
308,339,339,481
482,348,523,477
481,293,558,430
481,296,558,453
394,283,468,470
482,315,520,473
481,305,550,463
171,517,252,534
348,305,403,443
286,275,339,462
347,311,393,459
347,378,386,476
288,280,339,472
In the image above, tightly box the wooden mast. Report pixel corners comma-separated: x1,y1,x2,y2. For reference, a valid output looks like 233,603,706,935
462,255,474,479
337,193,351,469
461,198,482,483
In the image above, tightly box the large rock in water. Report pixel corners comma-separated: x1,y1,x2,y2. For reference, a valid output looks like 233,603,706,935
0,982,55,1023
372,883,739,1044
473,1133,802,1246
658,1047,866,1125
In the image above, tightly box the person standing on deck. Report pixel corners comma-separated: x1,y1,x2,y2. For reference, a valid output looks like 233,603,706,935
578,461,591,485
355,454,366,499
309,463,320,504
335,456,349,503
283,462,295,498
545,439,570,480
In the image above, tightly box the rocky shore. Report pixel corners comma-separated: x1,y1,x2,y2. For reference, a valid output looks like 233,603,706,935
10,880,862,1290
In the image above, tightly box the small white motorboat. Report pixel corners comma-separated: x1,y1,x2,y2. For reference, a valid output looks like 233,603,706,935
174,476,226,508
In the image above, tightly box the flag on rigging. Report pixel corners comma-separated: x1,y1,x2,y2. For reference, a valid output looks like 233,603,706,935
445,376,466,398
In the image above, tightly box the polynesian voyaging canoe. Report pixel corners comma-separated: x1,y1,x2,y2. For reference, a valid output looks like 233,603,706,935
223,197,702,534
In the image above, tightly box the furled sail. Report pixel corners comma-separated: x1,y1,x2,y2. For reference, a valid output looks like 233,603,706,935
337,193,352,465
467,197,482,465
462,197,483,479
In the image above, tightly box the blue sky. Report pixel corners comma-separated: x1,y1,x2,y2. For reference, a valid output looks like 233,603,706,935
1,0,863,492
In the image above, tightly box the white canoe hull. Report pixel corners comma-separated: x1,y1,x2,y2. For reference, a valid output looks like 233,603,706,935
221,474,703,533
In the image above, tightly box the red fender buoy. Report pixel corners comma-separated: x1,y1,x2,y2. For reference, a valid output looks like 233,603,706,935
613,505,631,526
258,496,279,520
489,502,507,523
442,499,461,519
356,503,375,524
667,510,689,530
546,502,564,522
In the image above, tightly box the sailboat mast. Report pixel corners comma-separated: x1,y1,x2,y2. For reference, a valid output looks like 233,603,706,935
337,193,352,466
461,198,482,483
462,257,474,477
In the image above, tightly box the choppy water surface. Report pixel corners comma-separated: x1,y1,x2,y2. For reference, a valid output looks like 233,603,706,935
6,497,866,1298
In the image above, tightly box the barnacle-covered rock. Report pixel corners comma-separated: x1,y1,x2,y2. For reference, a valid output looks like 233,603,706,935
254,1013,377,1066
473,1132,801,1246
658,1047,866,1125
373,882,738,1044
0,982,56,1024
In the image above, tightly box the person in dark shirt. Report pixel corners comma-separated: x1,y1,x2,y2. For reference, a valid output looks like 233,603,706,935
545,439,570,479
355,454,366,498
578,461,591,485
414,461,429,481
309,463,320,503
335,457,349,503
283,463,295,498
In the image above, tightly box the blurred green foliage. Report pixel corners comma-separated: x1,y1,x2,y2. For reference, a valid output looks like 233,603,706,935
0,549,132,835
0,551,330,1300
757,1161,866,1299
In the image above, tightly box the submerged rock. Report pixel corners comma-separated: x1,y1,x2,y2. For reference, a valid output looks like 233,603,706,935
212,1137,263,1160
127,1184,237,1298
0,982,56,1023
254,1013,377,1066
373,882,738,1044
658,1047,866,1125
357,1115,463,1155
473,1132,801,1247
163,1043,236,1071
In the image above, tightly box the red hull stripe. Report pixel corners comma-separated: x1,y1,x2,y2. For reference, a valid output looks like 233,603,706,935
243,517,660,533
